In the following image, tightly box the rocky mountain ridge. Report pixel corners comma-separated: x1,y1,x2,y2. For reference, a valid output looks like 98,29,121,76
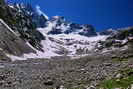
0,0,133,61
0,1,46,51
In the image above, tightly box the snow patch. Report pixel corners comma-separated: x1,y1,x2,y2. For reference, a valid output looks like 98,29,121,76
8,5,14,8
0,48,3,51
37,20,57,34
6,54,27,61
49,34,107,42
6,39,60,61
25,40,60,59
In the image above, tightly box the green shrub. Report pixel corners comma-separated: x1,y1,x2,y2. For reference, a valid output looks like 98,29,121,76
99,69,133,89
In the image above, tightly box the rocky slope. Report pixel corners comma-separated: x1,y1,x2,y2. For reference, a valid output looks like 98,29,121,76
0,49,132,89
0,19,35,56
0,1,46,51
97,27,133,52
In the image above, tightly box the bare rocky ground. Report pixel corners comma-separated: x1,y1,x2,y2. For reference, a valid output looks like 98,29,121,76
0,50,132,89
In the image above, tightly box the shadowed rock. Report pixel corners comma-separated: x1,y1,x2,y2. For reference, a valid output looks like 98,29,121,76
0,19,35,56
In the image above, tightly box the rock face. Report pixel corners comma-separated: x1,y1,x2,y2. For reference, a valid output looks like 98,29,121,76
99,29,118,35
47,16,97,37
13,3,48,28
0,1,46,51
96,27,133,51
0,19,35,56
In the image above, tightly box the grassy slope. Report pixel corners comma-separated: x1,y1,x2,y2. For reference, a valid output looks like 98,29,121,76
99,69,133,89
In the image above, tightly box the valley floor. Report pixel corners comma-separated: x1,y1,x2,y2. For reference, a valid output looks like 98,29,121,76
0,50,133,89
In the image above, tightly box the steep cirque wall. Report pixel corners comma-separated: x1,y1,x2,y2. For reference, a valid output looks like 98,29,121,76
0,1,46,51
0,19,35,56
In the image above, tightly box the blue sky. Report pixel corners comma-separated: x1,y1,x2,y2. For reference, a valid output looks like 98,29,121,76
7,0,133,31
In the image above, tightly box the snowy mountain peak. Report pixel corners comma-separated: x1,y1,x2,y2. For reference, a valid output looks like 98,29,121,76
51,16,65,22
52,16,61,19
40,15,98,37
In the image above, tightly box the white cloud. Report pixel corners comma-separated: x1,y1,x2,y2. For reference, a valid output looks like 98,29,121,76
35,5,49,20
